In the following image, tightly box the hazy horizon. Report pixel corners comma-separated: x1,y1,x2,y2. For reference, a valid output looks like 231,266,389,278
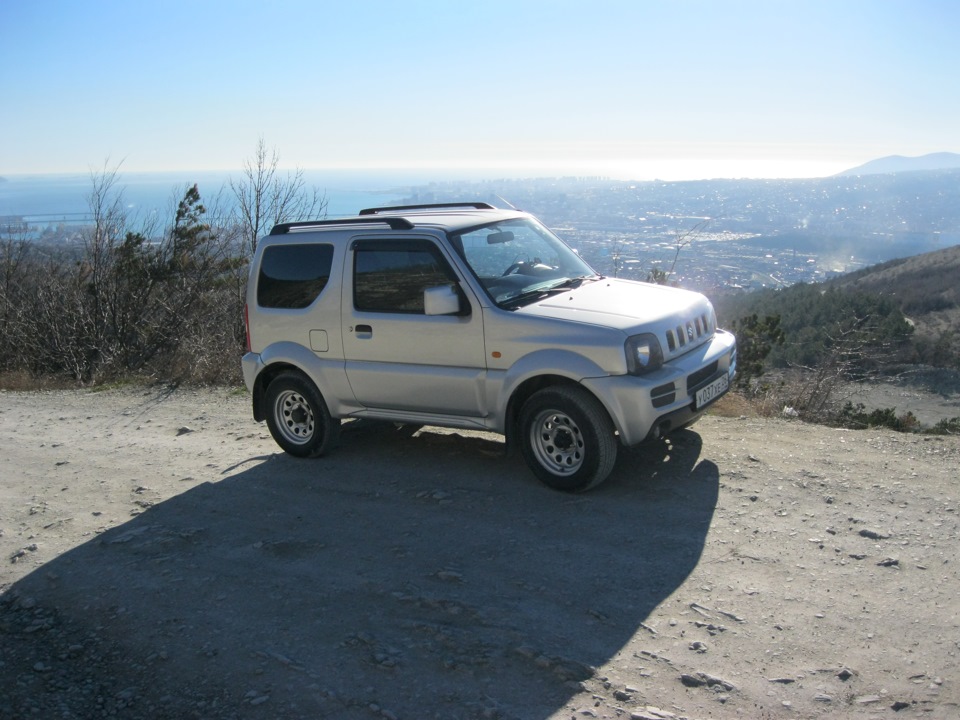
0,157,855,183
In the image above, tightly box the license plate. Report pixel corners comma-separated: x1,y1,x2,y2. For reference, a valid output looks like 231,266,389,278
695,373,729,409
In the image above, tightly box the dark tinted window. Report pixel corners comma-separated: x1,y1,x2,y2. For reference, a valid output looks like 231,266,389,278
257,244,334,309
354,240,458,313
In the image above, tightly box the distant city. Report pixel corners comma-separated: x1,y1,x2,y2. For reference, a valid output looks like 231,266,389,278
399,169,960,294
4,166,960,297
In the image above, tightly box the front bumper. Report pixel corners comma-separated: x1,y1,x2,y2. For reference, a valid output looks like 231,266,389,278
582,330,736,446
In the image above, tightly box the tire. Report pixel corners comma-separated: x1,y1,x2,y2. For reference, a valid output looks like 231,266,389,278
264,372,339,458
518,385,617,492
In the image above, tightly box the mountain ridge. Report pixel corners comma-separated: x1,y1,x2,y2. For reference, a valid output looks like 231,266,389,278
836,151,960,177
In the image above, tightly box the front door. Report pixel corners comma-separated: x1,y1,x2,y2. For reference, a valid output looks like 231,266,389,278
341,237,488,417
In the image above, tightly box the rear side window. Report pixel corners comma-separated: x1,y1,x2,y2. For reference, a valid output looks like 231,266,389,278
257,244,334,309
354,240,459,313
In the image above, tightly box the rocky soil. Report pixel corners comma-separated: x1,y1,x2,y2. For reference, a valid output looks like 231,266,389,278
1,387,958,720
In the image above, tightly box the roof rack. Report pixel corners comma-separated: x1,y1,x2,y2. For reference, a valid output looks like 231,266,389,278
269,217,414,235
359,202,496,215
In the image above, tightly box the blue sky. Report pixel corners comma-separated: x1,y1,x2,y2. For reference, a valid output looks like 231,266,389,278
2,0,957,180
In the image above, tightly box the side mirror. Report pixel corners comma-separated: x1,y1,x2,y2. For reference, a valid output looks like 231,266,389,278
424,284,462,315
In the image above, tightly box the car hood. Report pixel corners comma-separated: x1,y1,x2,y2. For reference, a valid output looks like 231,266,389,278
518,277,714,335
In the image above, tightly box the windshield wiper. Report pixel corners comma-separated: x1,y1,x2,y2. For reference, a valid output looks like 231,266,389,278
549,274,601,290
498,276,595,309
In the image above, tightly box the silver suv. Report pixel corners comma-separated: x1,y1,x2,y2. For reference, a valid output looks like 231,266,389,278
242,202,736,491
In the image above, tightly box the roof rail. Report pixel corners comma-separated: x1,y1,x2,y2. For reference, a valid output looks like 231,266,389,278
359,202,496,215
269,217,414,235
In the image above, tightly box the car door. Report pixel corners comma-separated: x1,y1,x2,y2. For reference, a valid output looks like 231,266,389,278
341,237,488,417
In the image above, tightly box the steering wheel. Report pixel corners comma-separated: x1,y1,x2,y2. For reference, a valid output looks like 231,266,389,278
501,261,525,276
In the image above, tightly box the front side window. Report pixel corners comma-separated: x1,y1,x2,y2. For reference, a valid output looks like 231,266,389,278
354,240,459,313
258,243,334,308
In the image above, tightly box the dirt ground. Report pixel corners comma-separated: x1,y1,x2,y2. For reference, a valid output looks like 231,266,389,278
1,386,958,720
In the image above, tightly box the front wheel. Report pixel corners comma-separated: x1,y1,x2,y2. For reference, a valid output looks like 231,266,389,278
519,385,617,492
264,372,339,458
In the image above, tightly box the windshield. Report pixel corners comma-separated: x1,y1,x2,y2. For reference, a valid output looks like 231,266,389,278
450,218,600,308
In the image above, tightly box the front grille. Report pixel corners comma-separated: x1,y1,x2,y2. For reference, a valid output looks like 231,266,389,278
665,312,713,352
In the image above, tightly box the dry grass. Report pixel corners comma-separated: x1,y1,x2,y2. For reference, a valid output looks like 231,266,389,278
0,371,78,392
707,390,761,418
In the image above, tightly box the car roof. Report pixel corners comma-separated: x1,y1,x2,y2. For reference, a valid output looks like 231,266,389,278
269,203,528,236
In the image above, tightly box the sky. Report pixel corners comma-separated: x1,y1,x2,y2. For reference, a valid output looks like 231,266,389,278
1,0,958,181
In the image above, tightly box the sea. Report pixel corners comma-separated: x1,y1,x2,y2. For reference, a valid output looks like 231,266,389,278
0,169,490,231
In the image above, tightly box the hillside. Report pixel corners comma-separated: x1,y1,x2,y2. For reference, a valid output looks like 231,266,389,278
830,244,960,348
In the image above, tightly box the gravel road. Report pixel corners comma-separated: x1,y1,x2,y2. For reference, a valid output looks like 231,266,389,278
1,387,958,719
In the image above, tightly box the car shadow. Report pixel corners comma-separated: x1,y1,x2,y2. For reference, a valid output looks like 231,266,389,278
2,426,718,719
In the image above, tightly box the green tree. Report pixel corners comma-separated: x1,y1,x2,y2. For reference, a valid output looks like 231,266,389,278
730,313,785,388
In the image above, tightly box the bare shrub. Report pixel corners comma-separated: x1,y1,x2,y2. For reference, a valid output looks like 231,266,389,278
228,137,327,256
1,168,246,387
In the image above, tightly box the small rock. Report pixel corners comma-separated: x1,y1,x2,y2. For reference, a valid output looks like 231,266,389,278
891,701,911,711
855,694,881,705
699,672,736,691
859,528,889,540
647,707,674,719
689,602,712,617
514,645,538,659
877,557,900,567
681,671,735,691
176,426,194,436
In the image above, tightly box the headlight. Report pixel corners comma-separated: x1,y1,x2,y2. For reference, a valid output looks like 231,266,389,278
625,333,664,375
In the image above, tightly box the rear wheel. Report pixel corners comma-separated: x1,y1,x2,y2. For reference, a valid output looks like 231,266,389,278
519,385,617,492
264,372,339,458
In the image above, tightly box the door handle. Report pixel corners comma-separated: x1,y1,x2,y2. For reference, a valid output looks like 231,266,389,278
354,324,373,338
